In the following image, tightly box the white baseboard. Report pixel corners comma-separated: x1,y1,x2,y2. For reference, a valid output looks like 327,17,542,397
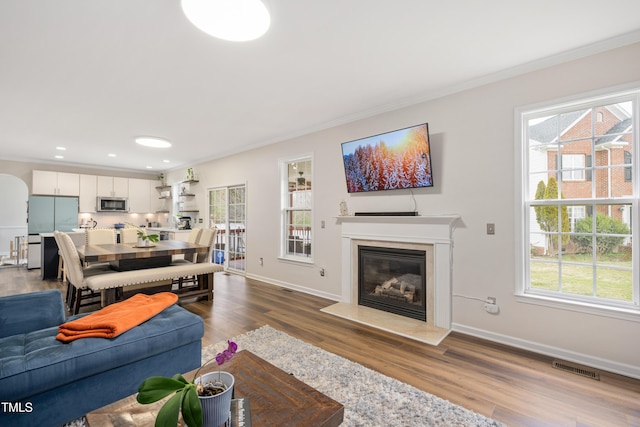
452,323,640,380
245,273,342,302
238,273,640,380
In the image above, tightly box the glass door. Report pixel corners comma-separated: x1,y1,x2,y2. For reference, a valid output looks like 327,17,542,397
208,184,246,273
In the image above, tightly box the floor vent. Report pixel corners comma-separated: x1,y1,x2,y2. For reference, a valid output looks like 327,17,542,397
552,360,600,380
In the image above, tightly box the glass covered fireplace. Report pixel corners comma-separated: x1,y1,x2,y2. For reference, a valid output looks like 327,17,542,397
358,245,427,321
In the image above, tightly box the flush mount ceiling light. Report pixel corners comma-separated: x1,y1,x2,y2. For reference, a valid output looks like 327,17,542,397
181,0,270,42
135,137,172,148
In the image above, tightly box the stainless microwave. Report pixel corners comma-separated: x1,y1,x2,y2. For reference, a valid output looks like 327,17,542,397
97,197,129,212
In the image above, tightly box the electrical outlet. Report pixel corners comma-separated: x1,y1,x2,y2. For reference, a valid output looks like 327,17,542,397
486,223,495,235
259,257,263,266
484,303,499,314
320,268,325,276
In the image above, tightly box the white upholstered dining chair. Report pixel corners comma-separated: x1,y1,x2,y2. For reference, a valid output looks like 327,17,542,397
120,227,139,245
195,227,217,263
86,228,117,245
55,231,114,314
172,228,202,264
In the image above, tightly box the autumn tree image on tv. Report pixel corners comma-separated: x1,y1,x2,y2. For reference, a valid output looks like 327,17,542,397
342,123,433,193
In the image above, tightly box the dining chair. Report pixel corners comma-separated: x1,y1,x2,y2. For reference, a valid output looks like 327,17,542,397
120,227,139,245
86,228,117,245
196,227,217,263
56,231,114,314
172,228,202,264
172,227,214,289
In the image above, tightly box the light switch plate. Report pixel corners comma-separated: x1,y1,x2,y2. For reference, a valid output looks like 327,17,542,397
487,223,495,235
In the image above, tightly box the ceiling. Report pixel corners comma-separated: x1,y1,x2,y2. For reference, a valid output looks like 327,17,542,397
2,1,640,173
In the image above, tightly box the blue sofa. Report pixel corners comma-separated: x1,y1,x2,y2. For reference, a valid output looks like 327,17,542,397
0,290,204,426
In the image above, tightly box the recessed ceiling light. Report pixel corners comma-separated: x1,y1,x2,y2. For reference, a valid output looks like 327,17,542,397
135,137,172,148
108,153,117,157
181,0,270,42
54,155,64,159
146,166,153,169
56,146,66,151
163,159,171,163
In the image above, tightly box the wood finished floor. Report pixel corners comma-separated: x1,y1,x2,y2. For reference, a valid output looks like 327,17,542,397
2,265,639,426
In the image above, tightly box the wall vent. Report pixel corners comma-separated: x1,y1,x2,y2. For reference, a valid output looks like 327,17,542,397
552,360,600,380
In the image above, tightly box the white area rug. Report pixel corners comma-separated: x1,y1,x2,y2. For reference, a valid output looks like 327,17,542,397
203,325,503,427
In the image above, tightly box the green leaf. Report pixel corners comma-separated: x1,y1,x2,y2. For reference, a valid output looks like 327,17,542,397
181,385,203,427
155,392,182,427
172,373,189,384
137,376,187,404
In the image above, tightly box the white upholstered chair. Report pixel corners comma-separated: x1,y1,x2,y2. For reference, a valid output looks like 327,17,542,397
195,228,217,263
55,231,114,314
86,228,117,245
172,228,202,264
120,227,139,245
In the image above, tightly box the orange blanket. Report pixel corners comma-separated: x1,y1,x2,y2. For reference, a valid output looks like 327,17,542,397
56,292,179,343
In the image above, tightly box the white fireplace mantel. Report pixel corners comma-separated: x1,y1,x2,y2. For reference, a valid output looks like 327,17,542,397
335,214,460,330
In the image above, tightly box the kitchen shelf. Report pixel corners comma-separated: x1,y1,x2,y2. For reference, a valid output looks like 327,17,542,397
155,185,171,190
180,179,199,184
178,193,195,197
155,210,170,213
179,210,199,213
158,196,171,199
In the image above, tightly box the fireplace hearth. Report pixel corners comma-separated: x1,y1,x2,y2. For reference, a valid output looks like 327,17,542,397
358,246,426,321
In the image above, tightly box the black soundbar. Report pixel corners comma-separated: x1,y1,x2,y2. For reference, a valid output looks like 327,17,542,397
354,211,418,216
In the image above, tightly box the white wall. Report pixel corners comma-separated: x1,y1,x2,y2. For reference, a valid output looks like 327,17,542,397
0,174,28,257
170,41,640,378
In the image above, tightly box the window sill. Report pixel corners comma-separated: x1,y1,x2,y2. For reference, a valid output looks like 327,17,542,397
515,292,640,323
278,256,314,266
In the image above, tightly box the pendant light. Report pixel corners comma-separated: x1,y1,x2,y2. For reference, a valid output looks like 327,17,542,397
181,0,270,42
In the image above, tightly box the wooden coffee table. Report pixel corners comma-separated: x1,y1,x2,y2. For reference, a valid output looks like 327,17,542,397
86,350,344,426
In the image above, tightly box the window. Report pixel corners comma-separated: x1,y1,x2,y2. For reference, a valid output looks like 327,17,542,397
518,88,638,313
566,205,586,232
561,154,585,181
280,156,312,261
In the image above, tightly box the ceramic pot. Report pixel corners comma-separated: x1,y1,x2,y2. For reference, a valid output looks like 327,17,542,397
196,371,234,427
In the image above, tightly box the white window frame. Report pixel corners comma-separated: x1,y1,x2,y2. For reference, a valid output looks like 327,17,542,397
515,85,640,321
279,154,313,264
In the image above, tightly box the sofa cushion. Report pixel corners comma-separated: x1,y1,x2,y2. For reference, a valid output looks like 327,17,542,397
0,304,203,401
0,290,65,339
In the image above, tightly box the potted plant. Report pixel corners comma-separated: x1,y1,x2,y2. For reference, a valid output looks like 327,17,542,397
137,340,237,427
127,223,160,246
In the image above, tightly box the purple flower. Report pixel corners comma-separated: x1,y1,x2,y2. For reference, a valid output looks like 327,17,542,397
215,340,238,366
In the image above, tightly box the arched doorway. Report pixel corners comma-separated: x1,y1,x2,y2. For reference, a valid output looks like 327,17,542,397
0,174,28,265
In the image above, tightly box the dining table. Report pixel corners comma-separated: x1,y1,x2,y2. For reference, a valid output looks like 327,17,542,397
76,240,213,305
77,239,209,271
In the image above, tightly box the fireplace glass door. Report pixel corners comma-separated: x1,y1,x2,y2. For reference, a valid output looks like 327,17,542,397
358,245,426,321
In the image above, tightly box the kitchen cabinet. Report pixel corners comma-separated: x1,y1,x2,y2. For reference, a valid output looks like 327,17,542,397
79,174,98,212
128,178,157,213
97,176,128,197
32,170,80,196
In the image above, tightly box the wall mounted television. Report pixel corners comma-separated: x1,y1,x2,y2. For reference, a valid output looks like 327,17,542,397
341,123,433,193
